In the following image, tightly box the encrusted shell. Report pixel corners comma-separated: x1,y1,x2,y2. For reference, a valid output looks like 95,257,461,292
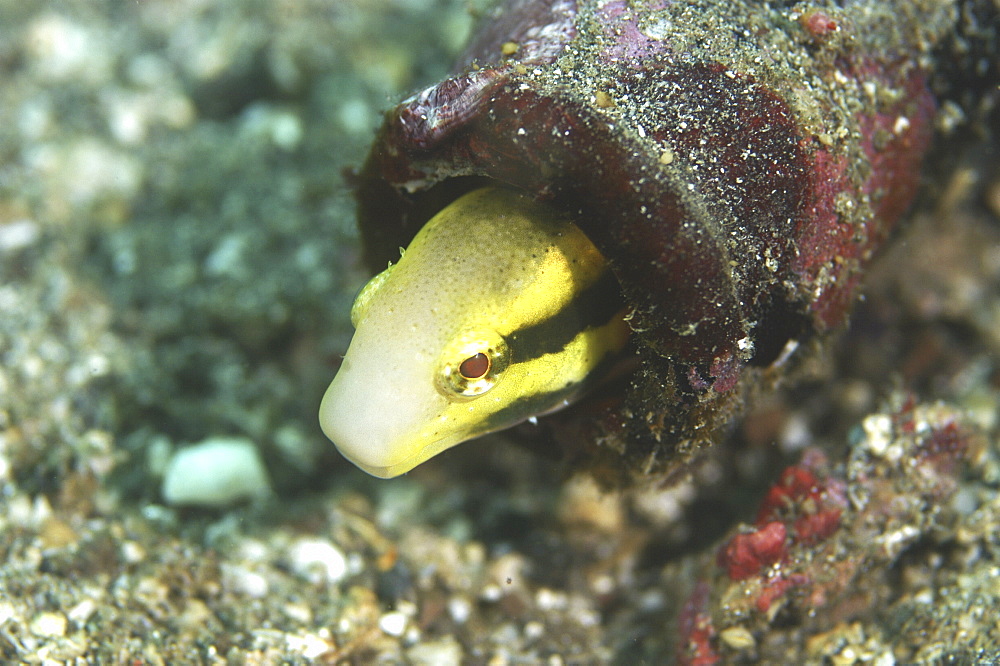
352,0,944,482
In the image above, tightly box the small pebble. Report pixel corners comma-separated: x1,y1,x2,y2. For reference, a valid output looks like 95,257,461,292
379,610,407,637
283,603,313,624
67,599,97,626
481,584,502,602
862,414,894,458
0,603,14,625
447,596,472,623
286,538,348,584
0,219,40,253
873,651,897,666
29,611,67,638
407,636,464,666
524,621,545,640
222,563,270,599
176,599,213,629
26,13,109,82
285,631,333,660
719,625,756,650
161,437,271,508
120,540,145,564
535,588,567,611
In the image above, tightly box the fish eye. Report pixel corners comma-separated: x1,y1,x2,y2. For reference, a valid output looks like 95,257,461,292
459,353,490,379
438,335,509,400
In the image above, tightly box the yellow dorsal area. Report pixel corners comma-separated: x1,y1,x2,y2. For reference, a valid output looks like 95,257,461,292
320,187,629,477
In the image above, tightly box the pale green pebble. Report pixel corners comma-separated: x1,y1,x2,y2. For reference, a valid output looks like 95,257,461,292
145,435,174,477
161,437,271,507
337,97,374,134
273,424,320,473
18,98,53,140
126,52,173,87
203,233,248,278
440,10,473,53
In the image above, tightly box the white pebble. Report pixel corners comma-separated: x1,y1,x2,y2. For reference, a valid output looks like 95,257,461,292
481,584,502,602
379,611,407,637
407,636,463,666
524,621,545,640
67,599,97,626
120,541,145,564
0,219,40,253
106,95,148,144
447,596,472,623
269,111,302,150
862,414,894,457
30,611,67,637
535,587,567,611
287,538,348,584
0,602,14,625
283,603,313,624
285,631,333,660
222,563,270,599
161,437,271,508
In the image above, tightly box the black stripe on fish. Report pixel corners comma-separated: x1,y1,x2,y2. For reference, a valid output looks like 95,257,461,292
476,348,624,436
507,268,623,364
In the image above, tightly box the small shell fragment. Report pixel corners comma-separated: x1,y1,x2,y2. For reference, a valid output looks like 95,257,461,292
719,625,756,649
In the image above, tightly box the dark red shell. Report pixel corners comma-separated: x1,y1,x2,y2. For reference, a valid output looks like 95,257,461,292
353,0,945,481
